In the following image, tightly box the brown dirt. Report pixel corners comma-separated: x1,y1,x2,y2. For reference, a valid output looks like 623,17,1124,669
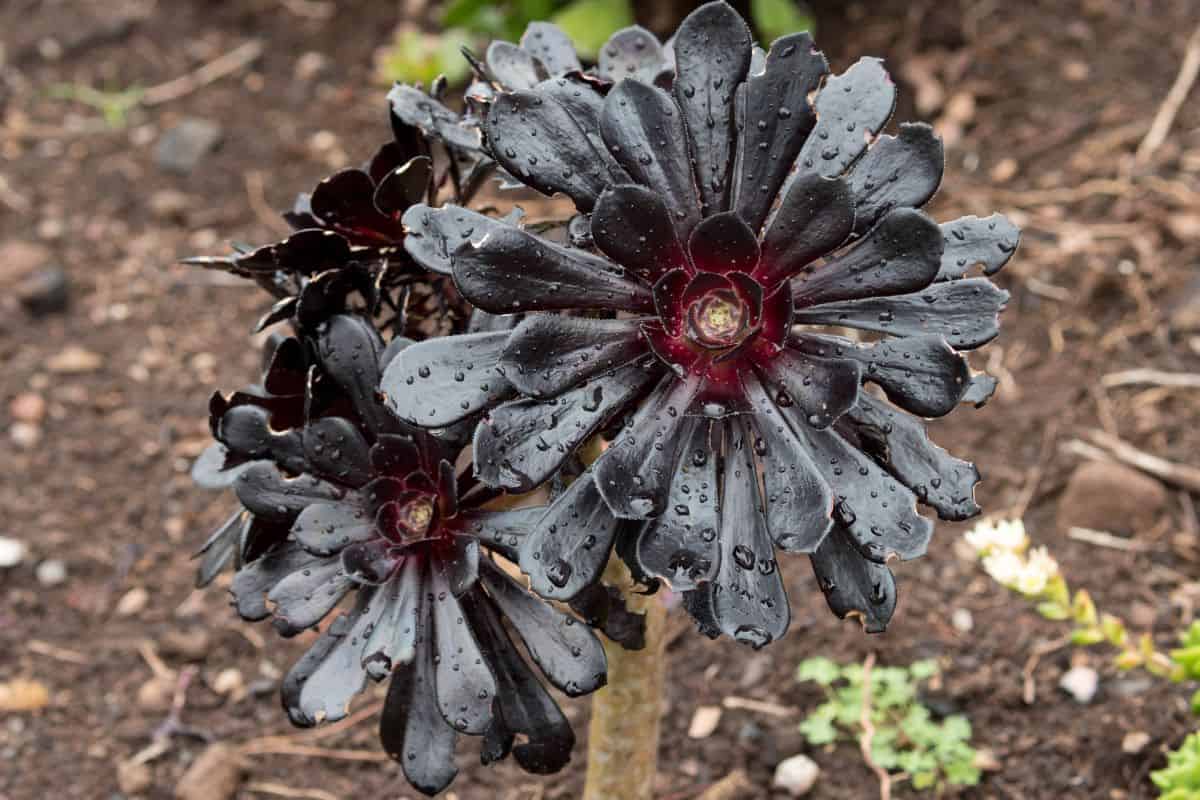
3,1,1200,798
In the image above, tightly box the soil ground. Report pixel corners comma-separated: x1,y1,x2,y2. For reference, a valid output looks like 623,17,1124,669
3,1,1200,798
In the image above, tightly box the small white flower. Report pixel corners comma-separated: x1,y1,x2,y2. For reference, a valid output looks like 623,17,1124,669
982,550,1024,589
964,517,1028,556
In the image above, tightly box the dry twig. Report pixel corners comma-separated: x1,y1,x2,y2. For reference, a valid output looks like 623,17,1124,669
859,652,892,800
1022,636,1072,705
142,40,264,106
720,696,797,717
247,782,340,800
1136,23,1200,164
1083,430,1200,493
1102,369,1200,390
1067,527,1149,551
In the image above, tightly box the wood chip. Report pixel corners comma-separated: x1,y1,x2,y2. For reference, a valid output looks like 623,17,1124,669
687,706,722,739
0,678,50,711
175,743,244,800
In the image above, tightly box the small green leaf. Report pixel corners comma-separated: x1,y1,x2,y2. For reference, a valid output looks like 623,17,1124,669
797,657,841,686
750,0,815,43
551,0,634,60
799,715,838,745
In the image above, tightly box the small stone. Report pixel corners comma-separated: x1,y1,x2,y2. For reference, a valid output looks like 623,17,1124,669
0,536,26,568
951,608,974,633
10,422,41,449
116,587,149,616
161,629,211,661
772,754,820,797
10,393,46,423
688,705,722,739
47,346,103,374
175,743,244,800
137,675,173,709
294,51,328,81
149,189,192,221
0,241,51,283
738,653,771,689
35,559,67,587
1057,461,1167,535
0,679,50,712
117,760,153,795
212,667,244,697
1167,213,1200,241
1061,60,1090,81
1122,731,1151,754
990,157,1018,183
17,267,70,316
1059,665,1099,704
155,118,223,175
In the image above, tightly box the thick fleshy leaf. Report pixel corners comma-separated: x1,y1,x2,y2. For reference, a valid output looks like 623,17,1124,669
961,373,997,407
487,40,546,89
743,373,833,552
474,357,659,492
453,226,654,314
500,315,650,398
848,123,944,235
520,472,623,600
594,373,700,519
310,169,401,242
429,566,496,735
781,415,933,563
634,418,720,590
218,404,303,469
672,2,752,213
369,435,422,479
844,391,981,521
792,277,1009,350
485,89,623,212
230,541,319,621
381,331,516,428
520,22,581,75
791,207,942,307
374,157,432,220
936,213,1021,281
733,32,827,232
653,269,691,338
192,443,253,490
402,204,512,276
810,524,897,633
194,509,245,587
388,83,481,154
751,346,861,429
441,535,481,597
567,582,647,650
454,506,542,561
479,560,606,696
362,556,422,673
342,538,402,586
794,333,970,418
314,314,390,432
267,554,353,636
758,174,853,289
380,604,460,797
302,417,373,487
282,596,382,725
795,57,896,179
597,26,666,83
687,212,760,275
234,463,354,523
291,501,373,556
463,592,576,775
706,422,790,649
600,80,700,240
592,184,688,283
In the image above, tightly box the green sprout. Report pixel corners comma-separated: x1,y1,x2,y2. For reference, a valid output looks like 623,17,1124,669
48,83,144,128
1153,731,1200,799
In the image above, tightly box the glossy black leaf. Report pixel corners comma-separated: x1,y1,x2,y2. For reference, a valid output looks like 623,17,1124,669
597,26,667,84
373,156,432,218
314,315,390,433
500,315,650,398
733,32,827,232
936,213,1021,281
310,169,401,241
567,582,648,650
194,509,245,587
402,203,513,276
672,0,753,213
961,373,997,407
291,501,374,556
388,83,481,154
795,57,896,179
191,443,255,490
229,541,320,621
454,506,540,561
342,538,402,586
429,564,496,735
361,556,422,673
302,417,373,487
486,40,547,89
848,122,944,235
234,463,356,523
687,212,760,274
520,22,581,76
757,174,855,288
592,184,689,283
810,524,897,633
281,598,377,726
752,346,861,429
267,554,353,636
381,331,516,428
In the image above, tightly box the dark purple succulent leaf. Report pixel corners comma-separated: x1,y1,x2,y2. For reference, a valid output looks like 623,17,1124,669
194,509,245,587
267,554,353,636
369,434,423,478
262,336,309,395
191,442,256,490
313,315,391,433
279,611,356,725
388,83,482,154
452,226,654,314
793,332,969,418
241,516,290,566
441,535,480,596
726,271,765,329
781,415,933,563
301,417,374,487
381,331,516,428
567,582,647,650
367,140,420,186
687,212,760,275
218,405,303,470
255,296,300,332
843,391,981,521
234,463,357,523
705,421,790,649
291,501,374,556
671,1,752,214
467,307,522,334
462,591,576,775
795,57,896,179
594,373,699,519
810,523,897,633
653,268,691,337
361,556,422,673
485,88,626,212
751,346,861,429
230,541,321,621
733,32,827,232
380,601,460,798
479,559,605,696
402,203,514,276
310,169,403,243
961,373,997,407
500,315,650,398
487,40,548,90
634,418,720,589
373,155,432,218
453,506,542,561
342,538,402,586
380,337,414,375
520,471,624,600
600,80,701,240
598,26,666,83
474,356,659,492
791,207,942,307
294,266,384,330
520,22,582,75
936,213,1021,281
429,563,497,734
847,123,944,236
592,184,689,283
792,277,1009,350
436,459,458,518
743,373,834,552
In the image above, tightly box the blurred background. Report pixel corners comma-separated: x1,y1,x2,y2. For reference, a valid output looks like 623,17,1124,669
2,0,1200,798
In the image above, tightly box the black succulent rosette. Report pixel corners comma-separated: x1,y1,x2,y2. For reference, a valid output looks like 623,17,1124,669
194,312,632,796
384,1,1019,648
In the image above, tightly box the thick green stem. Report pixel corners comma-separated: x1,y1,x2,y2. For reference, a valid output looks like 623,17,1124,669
582,560,668,800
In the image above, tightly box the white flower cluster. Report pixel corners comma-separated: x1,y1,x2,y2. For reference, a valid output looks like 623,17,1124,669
963,518,1060,598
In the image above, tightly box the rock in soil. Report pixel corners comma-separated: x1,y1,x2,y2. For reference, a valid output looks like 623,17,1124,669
35,559,67,587
17,267,70,316
0,241,51,283
1059,665,1099,704
10,422,41,449
772,754,820,797
10,392,46,423
175,742,244,800
155,118,223,174
1122,731,1151,754
1056,461,1167,534
0,536,26,568
117,759,152,795
47,345,103,374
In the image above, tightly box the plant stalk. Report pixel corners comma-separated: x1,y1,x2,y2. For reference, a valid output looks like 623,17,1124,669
582,558,668,800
